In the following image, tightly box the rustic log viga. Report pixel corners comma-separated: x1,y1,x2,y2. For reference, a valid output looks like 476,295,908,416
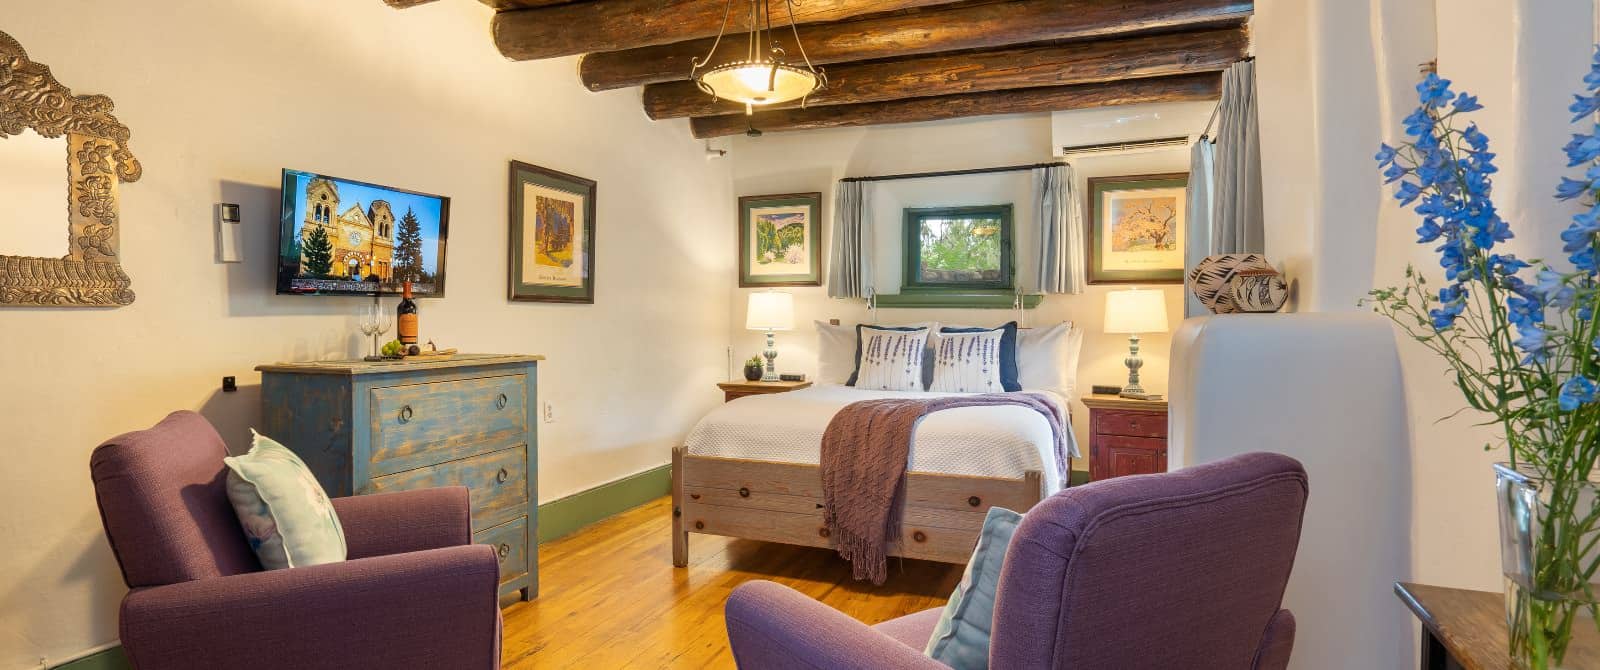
0,29,142,307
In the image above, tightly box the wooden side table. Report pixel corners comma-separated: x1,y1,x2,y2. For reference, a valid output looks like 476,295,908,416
1081,394,1169,482
717,379,812,402
1396,581,1600,669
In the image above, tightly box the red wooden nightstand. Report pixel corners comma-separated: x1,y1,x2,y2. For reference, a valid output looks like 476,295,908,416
1081,394,1169,481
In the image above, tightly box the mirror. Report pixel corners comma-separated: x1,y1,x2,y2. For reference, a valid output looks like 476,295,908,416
0,129,70,258
0,29,142,307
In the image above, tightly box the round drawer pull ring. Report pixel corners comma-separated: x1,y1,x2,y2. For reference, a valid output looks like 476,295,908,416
497,543,510,559
496,393,508,410
497,468,510,484
738,487,750,498
913,531,927,543
398,405,413,423
967,496,981,507
694,521,705,530
818,527,831,538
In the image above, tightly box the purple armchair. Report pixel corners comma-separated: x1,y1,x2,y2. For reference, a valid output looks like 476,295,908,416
725,452,1308,669
90,411,502,670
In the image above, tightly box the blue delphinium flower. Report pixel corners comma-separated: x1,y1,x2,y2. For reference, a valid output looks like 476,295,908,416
1564,130,1600,166
1430,284,1470,330
1418,73,1455,108
1557,176,1592,200
1559,376,1597,411
1453,92,1483,113
1533,269,1577,307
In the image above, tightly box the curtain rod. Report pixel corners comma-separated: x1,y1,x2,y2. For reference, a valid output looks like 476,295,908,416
839,161,1063,183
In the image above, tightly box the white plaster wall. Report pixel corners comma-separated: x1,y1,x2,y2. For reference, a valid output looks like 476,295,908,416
0,1,733,666
1252,2,1599,665
725,112,1195,474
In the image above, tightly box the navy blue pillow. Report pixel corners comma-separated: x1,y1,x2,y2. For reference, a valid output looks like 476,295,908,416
940,322,1020,392
846,324,930,387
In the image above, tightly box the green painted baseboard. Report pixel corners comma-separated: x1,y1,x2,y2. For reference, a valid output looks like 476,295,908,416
52,647,129,670
537,463,672,543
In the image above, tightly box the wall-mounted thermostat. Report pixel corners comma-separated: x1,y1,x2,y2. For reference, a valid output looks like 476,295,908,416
216,203,243,263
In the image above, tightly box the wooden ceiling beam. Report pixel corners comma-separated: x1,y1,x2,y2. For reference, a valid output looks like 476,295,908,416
688,72,1222,139
580,0,1252,92
491,0,967,61
645,27,1246,120
481,0,578,8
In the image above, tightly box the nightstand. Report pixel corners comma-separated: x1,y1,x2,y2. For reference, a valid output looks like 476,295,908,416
1081,394,1169,482
716,380,812,402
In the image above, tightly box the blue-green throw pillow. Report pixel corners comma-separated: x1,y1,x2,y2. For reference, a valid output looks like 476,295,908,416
924,506,1023,669
223,430,347,570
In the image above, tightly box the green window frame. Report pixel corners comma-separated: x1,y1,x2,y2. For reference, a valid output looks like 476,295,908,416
902,205,1015,292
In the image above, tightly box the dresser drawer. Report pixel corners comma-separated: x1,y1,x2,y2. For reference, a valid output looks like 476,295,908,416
367,446,528,531
1094,409,1167,438
369,374,528,476
474,516,529,585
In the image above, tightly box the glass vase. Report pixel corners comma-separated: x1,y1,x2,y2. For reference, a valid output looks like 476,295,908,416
1495,463,1600,670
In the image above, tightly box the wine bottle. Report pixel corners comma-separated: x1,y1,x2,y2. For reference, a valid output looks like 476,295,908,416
397,281,419,346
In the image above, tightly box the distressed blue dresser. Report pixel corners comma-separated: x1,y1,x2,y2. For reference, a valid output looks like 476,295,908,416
256,354,541,602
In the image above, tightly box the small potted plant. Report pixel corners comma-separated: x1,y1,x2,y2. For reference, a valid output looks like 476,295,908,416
743,356,764,382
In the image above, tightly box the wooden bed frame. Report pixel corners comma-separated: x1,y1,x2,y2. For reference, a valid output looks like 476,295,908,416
671,446,1045,566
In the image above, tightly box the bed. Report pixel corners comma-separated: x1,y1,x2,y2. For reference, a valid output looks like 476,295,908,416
672,382,1079,566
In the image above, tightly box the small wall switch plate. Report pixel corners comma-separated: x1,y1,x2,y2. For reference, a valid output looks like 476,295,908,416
222,376,237,393
216,203,244,263
542,401,555,423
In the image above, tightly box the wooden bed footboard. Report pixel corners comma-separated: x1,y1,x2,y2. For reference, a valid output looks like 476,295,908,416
671,446,1044,567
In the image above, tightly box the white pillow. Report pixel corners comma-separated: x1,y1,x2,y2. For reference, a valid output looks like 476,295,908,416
815,320,858,385
854,327,930,392
1017,322,1083,398
930,329,1007,393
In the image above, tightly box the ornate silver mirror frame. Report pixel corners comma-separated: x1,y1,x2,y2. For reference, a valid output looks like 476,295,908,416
0,29,141,307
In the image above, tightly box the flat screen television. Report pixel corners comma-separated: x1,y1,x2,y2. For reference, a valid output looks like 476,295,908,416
276,169,449,297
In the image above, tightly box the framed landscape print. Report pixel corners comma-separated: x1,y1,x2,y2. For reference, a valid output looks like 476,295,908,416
509,161,596,303
738,192,822,287
1086,173,1188,284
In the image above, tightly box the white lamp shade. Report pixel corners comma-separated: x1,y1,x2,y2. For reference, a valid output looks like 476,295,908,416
698,62,819,107
1103,288,1170,334
746,291,795,331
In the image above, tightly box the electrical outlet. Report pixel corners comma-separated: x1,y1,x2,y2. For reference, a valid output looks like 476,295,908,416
542,401,555,423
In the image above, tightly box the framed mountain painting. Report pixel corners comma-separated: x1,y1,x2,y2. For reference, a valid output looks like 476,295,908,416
509,161,596,303
1085,173,1188,284
738,192,822,287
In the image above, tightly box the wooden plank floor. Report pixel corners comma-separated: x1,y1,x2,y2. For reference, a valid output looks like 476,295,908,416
501,496,964,668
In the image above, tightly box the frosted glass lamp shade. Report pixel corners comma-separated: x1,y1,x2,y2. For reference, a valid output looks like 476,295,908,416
1104,289,1169,334
698,62,819,107
746,291,794,331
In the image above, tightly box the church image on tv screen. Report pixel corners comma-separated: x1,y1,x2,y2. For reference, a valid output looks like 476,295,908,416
277,170,448,296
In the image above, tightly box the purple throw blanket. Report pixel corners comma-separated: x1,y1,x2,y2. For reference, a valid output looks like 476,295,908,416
820,393,1069,584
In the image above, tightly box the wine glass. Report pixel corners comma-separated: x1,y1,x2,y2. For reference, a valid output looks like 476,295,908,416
360,301,393,360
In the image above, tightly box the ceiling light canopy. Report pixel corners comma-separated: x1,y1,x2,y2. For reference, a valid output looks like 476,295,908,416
692,0,826,115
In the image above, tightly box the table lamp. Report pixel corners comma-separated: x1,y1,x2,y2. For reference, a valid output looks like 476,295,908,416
746,290,795,382
1103,288,1169,399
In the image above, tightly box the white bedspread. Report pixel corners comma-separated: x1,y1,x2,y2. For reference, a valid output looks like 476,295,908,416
685,385,1078,494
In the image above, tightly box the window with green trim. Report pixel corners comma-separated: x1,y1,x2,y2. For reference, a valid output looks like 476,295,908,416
902,205,1014,292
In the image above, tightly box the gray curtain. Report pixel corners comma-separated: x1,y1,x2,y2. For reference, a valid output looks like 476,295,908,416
1030,164,1085,294
1212,60,1264,254
827,181,872,298
1184,140,1215,317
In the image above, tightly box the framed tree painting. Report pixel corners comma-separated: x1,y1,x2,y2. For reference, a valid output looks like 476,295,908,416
509,161,596,303
738,192,822,287
1085,173,1188,284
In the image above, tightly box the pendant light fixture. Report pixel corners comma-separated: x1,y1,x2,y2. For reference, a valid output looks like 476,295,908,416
692,0,826,116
